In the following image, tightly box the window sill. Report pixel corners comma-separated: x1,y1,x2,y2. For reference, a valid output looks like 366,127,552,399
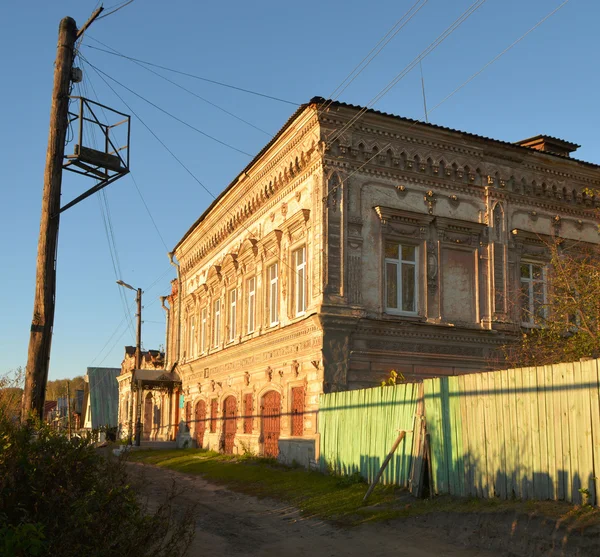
380,313,425,323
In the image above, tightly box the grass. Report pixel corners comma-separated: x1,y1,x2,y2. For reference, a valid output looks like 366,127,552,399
128,449,600,529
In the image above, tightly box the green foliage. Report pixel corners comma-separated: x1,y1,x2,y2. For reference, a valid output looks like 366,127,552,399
0,369,24,422
0,417,194,557
45,376,85,403
381,369,405,387
335,471,366,488
504,241,600,367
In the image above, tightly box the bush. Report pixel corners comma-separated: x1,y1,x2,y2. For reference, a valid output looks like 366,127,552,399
0,416,194,557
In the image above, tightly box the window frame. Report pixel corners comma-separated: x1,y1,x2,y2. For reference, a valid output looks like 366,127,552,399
292,245,307,316
213,297,221,348
384,241,419,316
200,307,207,354
246,276,256,334
520,261,547,327
267,262,279,327
187,314,196,360
228,288,237,342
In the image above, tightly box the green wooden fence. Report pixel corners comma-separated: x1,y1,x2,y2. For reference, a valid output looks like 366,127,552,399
318,383,420,486
424,360,600,505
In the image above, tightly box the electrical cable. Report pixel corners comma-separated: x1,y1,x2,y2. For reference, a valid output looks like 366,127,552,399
328,0,488,146
77,51,172,254
319,0,428,115
425,0,571,118
96,0,135,20
322,0,572,205
85,60,253,157
86,39,299,106
84,39,271,136
81,56,310,296
74,70,137,340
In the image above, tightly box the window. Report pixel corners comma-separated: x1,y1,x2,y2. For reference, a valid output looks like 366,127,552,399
243,393,253,434
187,315,196,359
246,276,256,333
200,307,207,353
385,242,417,314
520,263,547,325
268,263,279,326
228,289,237,342
291,386,305,436
213,298,221,347
210,399,218,433
293,246,306,316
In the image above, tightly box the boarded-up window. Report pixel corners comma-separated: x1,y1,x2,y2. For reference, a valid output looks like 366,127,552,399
243,393,253,434
210,399,218,433
291,386,305,436
441,248,476,323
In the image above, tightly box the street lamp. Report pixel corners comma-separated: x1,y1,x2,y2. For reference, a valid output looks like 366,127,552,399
117,280,142,445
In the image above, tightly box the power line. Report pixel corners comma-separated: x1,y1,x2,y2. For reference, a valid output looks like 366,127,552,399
328,0,488,146
77,54,171,254
74,67,137,341
83,59,254,157
323,0,572,204
86,39,299,106
426,0,572,118
320,0,428,114
96,0,135,20
84,39,271,137
82,56,310,299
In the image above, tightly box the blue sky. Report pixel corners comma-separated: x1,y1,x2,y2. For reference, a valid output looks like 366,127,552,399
1,0,598,381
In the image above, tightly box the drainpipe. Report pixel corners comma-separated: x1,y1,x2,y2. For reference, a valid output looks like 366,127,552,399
168,252,182,366
160,296,170,368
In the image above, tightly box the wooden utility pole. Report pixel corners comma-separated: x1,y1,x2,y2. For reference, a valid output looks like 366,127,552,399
21,17,77,422
66,380,72,439
21,9,102,422
127,287,142,444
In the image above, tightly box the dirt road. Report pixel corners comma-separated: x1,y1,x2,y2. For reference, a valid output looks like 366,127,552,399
130,462,498,557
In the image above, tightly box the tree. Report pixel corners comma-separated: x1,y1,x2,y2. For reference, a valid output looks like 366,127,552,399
504,238,600,367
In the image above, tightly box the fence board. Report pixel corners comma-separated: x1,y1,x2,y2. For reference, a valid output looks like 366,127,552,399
535,365,549,500
318,359,600,506
318,383,418,487
588,360,600,506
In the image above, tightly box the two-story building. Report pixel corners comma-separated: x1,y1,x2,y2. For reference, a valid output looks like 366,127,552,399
121,97,600,464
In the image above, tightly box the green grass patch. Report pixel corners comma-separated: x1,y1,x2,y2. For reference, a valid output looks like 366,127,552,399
129,449,401,525
128,449,600,529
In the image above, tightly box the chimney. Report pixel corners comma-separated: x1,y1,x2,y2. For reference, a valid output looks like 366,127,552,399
515,135,580,157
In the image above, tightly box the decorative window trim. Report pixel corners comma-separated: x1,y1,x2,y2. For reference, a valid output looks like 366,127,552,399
374,206,433,238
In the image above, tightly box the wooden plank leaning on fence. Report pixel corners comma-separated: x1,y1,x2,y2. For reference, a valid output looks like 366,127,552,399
363,430,407,503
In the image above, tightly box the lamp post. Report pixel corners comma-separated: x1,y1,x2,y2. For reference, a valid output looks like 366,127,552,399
117,280,142,445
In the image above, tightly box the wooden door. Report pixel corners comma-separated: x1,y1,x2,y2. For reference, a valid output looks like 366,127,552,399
222,396,237,454
195,400,206,448
261,391,281,458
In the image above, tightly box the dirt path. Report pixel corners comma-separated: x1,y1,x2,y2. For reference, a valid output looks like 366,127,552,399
130,462,498,557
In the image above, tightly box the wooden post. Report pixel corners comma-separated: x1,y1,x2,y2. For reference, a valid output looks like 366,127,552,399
363,430,407,504
67,380,72,439
21,17,77,422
